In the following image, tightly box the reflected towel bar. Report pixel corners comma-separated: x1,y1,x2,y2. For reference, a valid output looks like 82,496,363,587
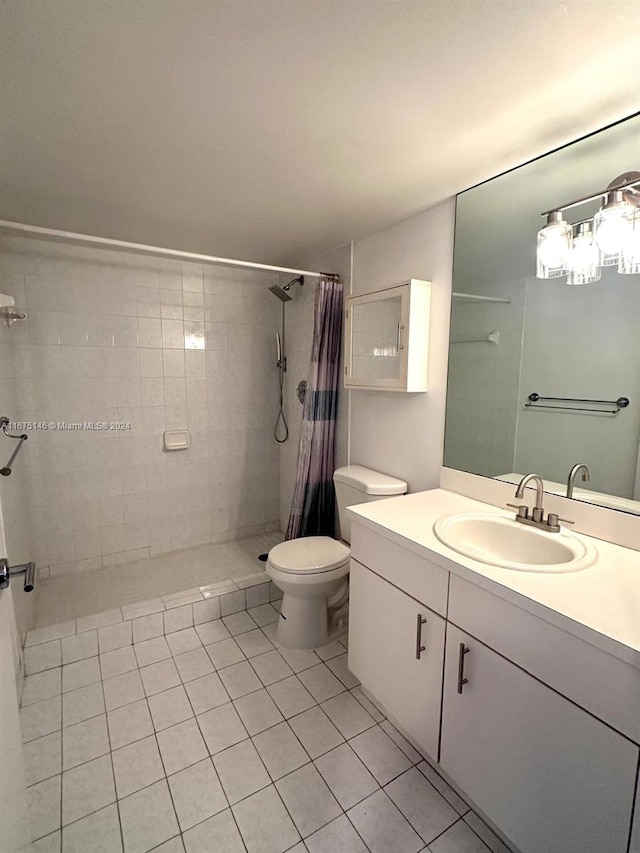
525,393,630,415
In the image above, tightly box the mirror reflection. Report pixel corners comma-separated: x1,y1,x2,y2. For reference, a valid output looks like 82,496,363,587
445,115,640,515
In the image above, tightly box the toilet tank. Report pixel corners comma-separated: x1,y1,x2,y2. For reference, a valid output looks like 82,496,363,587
333,465,407,544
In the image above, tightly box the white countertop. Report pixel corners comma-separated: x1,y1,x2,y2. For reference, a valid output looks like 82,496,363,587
347,489,640,669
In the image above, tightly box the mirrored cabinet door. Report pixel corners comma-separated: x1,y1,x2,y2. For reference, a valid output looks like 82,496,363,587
344,279,431,392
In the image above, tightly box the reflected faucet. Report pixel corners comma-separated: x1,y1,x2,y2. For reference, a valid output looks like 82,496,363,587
567,463,590,499
515,473,545,522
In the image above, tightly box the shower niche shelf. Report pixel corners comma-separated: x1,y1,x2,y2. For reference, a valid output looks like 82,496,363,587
344,278,431,392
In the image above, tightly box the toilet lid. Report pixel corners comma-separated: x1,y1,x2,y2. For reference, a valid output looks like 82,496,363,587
268,537,350,574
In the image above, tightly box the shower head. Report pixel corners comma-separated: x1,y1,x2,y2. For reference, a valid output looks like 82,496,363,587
268,275,304,302
269,284,293,302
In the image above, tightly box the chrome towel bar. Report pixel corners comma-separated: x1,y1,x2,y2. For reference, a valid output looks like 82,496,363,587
525,393,630,415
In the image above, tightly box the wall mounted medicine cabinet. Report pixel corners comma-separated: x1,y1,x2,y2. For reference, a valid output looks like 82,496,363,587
344,278,431,392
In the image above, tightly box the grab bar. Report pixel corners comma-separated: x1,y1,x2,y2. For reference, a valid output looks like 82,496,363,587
0,417,28,476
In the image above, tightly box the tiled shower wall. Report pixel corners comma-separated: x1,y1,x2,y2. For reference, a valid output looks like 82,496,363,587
0,237,281,579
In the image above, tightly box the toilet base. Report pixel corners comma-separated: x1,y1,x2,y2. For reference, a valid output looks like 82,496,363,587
276,594,331,650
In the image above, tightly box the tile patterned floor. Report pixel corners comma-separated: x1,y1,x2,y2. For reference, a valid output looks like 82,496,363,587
22,605,514,853
35,532,282,627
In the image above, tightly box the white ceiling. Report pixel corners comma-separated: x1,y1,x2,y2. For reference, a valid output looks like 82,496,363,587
1,0,639,266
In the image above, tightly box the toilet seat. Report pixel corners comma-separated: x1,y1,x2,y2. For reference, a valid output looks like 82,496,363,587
268,536,350,575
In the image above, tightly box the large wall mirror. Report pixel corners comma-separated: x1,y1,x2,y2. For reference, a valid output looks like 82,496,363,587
444,114,640,515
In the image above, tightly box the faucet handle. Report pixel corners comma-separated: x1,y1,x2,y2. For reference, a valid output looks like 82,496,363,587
547,513,574,527
506,503,528,519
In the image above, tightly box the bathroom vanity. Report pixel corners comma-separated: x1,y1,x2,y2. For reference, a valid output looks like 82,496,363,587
347,489,640,853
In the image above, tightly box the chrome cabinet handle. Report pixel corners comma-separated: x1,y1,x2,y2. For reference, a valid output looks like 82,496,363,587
457,643,470,693
415,614,427,659
396,322,405,351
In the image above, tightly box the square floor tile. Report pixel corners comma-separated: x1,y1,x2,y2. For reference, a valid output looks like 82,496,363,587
315,641,345,662
277,648,321,673
350,687,385,722
113,734,165,799
108,699,154,750
157,719,208,774
61,803,122,853
62,714,110,770
134,636,171,668
182,809,245,853
29,775,61,841
22,669,62,707
347,790,423,853
305,814,368,853
195,620,231,646
140,659,181,696
184,672,229,714
197,703,248,755
288,707,344,759
166,628,202,656
61,631,98,665
267,677,316,718
119,779,180,853
98,621,132,654
168,758,227,831
62,683,105,728
235,629,274,658
218,661,262,699
62,754,116,826
350,725,412,786
132,613,164,644
21,696,62,743
276,763,341,838
234,688,283,735
32,830,61,853
252,721,309,781
325,654,359,689
232,784,300,853
100,646,137,681
221,611,256,635
148,685,194,731
298,664,345,703
103,670,145,711
315,743,378,810
249,651,293,686
62,658,101,694
213,739,270,805
24,732,61,785
320,693,375,739
205,638,245,670
25,640,62,675
463,812,512,853
247,603,278,626
174,648,214,682
380,721,422,764
150,839,184,853
418,760,469,814
430,819,493,853
385,767,458,845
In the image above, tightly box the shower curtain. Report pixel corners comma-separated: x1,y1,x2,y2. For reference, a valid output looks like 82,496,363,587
285,276,343,540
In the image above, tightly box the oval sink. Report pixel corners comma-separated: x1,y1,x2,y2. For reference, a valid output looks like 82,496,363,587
433,513,597,572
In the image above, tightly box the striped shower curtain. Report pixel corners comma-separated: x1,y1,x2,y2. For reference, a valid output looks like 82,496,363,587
285,276,343,540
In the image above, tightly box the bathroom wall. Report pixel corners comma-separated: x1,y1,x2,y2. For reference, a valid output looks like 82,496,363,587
0,249,37,644
279,244,352,531
349,200,456,492
0,237,282,579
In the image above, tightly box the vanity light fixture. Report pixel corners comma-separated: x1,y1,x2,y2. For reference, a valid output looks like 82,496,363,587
536,171,640,283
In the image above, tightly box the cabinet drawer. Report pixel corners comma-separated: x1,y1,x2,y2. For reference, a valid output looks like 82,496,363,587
448,574,640,743
350,524,448,616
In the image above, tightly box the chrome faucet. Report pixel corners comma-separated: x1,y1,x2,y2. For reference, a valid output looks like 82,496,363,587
509,472,574,533
566,463,590,499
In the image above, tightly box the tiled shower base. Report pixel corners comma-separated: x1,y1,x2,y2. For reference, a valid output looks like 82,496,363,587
34,532,283,628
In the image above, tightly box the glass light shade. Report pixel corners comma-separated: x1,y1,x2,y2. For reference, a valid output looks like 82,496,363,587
619,208,640,274
593,190,634,265
536,212,572,278
567,223,600,285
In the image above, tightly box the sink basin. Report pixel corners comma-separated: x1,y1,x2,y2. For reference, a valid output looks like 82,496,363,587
433,512,597,572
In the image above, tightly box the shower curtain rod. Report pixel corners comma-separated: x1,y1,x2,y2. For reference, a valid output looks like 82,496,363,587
0,220,340,280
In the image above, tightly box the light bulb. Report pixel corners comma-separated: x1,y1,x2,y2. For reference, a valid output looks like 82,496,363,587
619,209,640,275
593,191,634,265
536,212,572,279
567,222,600,285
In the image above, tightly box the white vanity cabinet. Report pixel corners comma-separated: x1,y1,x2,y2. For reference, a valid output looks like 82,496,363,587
440,623,638,853
344,278,431,392
349,559,445,760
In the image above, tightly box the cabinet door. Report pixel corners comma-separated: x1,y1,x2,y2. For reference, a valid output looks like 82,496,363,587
440,624,638,853
348,559,444,760
345,285,408,390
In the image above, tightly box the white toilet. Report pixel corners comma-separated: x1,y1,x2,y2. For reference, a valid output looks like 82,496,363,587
267,465,407,650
